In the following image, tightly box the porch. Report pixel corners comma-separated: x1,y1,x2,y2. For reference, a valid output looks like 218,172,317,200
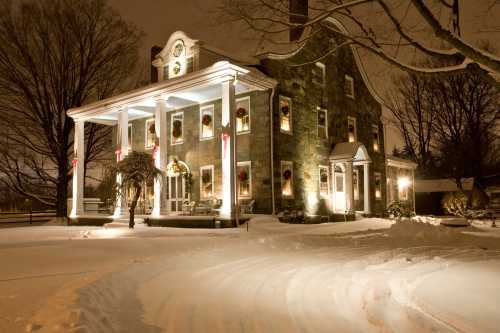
67,61,276,222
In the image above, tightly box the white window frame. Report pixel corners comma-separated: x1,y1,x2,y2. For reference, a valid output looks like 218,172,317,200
319,165,330,199
317,107,328,139
199,165,214,199
279,95,293,135
237,161,252,199
345,75,355,98
353,169,359,201
281,160,294,198
314,62,326,86
236,96,251,134
347,116,357,142
128,123,133,151
372,124,380,152
170,112,184,145
144,118,156,149
374,172,382,200
199,104,215,141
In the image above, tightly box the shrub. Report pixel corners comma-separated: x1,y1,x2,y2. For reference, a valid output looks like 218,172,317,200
387,200,415,219
441,191,468,217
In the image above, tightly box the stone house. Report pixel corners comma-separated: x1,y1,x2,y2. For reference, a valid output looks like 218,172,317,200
68,18,415,220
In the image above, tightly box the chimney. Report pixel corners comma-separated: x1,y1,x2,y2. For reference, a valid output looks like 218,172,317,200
150,45,162,83
289,0,308,42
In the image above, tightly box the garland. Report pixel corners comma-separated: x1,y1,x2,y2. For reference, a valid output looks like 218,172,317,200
283,169,292,180
202,114,212,126
172,120,182,138
236,107,247,119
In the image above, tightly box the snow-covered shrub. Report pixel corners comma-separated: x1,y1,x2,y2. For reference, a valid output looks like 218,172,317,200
387,200,415,219
441,191,468,217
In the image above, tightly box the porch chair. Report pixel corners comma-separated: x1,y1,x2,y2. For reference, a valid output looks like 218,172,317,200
240,199,255,214
181,200,196,216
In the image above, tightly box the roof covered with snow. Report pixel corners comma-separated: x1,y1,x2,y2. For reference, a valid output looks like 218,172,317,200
415,178,474,193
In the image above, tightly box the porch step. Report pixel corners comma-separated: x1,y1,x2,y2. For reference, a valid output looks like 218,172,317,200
104,217,147,229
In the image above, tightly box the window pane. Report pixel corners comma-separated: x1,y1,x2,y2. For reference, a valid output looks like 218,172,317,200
200,106,214,139
237,163,251,197
279,97,292,133
236,98,250,133
200,167,213,198
145,119,156,147
281,162,293,197
171,113,183,144
319,167,329,197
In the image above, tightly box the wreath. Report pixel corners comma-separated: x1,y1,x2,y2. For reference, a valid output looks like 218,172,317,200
283,169,292,180
149,123,155,134
281,104,290,117
172,120,182,138
238,169,248,182
202,114,212,126
236,107,247,119
320,172,328,183
202,172,211,184
318,112,326,125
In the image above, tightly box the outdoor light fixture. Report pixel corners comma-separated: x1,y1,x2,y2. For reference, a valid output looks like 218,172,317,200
398,177,410,189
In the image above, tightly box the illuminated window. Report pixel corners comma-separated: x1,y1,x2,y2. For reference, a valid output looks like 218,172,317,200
344,75,354,98
353,169,359,201
236,97,250,133
281,161,294,198
171,112,183,145
128,124,132,151
319,165,330,198
200,165,214,199
200,104,214,140
145,118,156,148
374,172,382,200
317,108,328,139
347,117,357,142
372,125,380,152
313,62,326,86
279,96,292,134
237,161,252,198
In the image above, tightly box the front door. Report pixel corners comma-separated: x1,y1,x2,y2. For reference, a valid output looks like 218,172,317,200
167,175,185,213
334,164,346,212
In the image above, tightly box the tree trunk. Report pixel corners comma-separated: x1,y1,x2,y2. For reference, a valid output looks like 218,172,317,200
129,185,142,229
56,158,69,217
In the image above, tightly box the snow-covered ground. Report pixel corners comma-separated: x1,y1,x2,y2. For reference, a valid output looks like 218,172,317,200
1,216,499,332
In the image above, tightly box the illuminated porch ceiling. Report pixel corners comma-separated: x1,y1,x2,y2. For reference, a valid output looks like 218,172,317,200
67,61,276,125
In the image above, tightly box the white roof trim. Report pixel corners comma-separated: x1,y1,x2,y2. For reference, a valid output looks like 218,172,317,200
386,156,418,170
68,61,276,121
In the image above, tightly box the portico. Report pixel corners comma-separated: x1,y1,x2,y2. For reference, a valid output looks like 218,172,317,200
330,142,372,215
67,61,276,219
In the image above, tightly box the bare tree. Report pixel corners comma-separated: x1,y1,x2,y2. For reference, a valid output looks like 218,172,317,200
0,0,143,217
389,60,500,188
387,73,436,176
221,0,500,86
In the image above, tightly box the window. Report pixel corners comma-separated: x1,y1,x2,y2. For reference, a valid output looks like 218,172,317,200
319,166,330,198
145,118,156,148
317,108,328,139
128,124,132,151
236,97,250,133
171,112,184,145
347,117,357,142
344,75,354,98
237,161,252,198
279,96,292,134
353,169,359,201
200,165,214,199
398,173,410,201
200,105,214,140
281,161,294,198
374,172,382,200
372,125,380,152
312,62,326,86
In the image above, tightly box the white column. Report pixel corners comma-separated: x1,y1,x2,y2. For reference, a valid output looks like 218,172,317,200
220,80,236,218
345,161,354,213
152,99,168,216
363,163,371,215
71,120,85,217
114,108,129,217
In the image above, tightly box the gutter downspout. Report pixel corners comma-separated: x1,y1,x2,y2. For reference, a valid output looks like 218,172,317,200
269,88,276,215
